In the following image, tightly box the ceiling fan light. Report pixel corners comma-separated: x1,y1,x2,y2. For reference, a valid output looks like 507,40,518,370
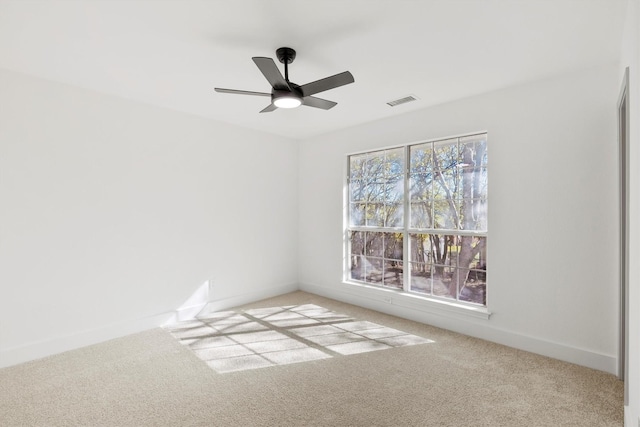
274,95,302,109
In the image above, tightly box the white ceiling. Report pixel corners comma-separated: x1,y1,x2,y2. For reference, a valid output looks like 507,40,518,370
0,0,627,140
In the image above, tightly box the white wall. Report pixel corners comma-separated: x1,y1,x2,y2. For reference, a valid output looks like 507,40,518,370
299,63,621,374
622,0,640,424
0,69,299,367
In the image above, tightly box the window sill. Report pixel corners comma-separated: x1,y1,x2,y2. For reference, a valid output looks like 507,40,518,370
342,281,491,320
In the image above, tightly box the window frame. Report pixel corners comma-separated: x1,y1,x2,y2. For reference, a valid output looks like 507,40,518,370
344,132,488,309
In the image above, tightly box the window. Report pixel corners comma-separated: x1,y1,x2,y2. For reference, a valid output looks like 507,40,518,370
347,133,487,306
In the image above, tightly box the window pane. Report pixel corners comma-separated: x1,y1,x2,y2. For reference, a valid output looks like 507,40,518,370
410,233,430,263
475,199,487,231
350,255,364,281
360,152,386,204
460,166,487,201
364,152,384,179
385,203,404,227
462,168,487,230
458,267,486,305
433,139,459,171
460,134,488,167
385,179,404,203
410,233,433,294
433,200,460,229
349,231,365,281
455,236,486,304
363,180,385,203
456,236,486,270
478,167,488,198
383,260,403,289
383,232,403,260
350,231,365,255
410,202,432,229
458,198,487,231
428,234,457,266
410,262,432,294
385,148,404,179
433,168,458,200
349,154,367,180
384,179,404,227
350,203,365,226
366,203,385,227
364,257,383,284
432,264,456,299
410,143,433,174
410,173,432,200
365,232,384,258
350,179,364,202
449,236,460,268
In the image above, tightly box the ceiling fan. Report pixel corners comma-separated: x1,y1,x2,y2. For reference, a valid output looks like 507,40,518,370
215,47,354,113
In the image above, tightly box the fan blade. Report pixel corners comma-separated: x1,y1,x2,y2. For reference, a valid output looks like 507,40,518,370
215,88,271,97
260,103,278,113
252,57,290,90
299,71,354,97
302,96,337,110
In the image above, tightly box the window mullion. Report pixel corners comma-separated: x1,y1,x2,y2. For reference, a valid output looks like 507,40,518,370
403,145,410,292
349,226,401,233
407,228,487,237
345,156,351,282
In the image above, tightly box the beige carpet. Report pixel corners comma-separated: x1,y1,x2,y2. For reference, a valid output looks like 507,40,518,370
0,291,623,426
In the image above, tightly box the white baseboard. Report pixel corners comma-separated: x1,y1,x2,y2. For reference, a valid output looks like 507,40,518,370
0,283,300,369
200,283,299,315
0,311,173,369
300,282,617,375
3,281,615,375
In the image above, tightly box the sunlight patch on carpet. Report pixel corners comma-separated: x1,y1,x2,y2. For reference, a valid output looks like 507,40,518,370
165,304,433,373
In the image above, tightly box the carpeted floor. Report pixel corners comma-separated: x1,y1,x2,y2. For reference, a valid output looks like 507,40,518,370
0,291,623,426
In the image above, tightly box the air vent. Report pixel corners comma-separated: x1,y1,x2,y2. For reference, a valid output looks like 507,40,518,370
386,95,419,107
